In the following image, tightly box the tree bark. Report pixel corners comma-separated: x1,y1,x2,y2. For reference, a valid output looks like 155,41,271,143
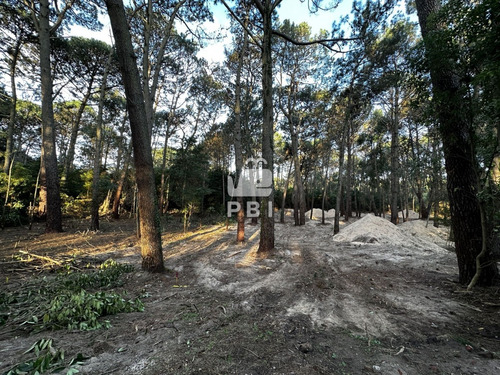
415,0,498,285
106,0,164,272
38,0,63,233
257,0,275,253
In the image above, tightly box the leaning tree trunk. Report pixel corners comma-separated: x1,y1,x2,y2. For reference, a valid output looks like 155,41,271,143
257,0,275,253
39,0,62,233
106,0,164,272
415,0,498,285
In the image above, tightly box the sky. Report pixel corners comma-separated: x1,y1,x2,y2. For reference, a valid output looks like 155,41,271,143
197,0,355,62
67,0,358,64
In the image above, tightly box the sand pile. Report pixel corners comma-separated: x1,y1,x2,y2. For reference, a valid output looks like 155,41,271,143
305,208,335,220
399,219,453,249
332,214,445,250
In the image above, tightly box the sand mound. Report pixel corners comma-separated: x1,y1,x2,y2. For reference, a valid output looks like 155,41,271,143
305,208,335,220
332,214,445,250
399,220,453,249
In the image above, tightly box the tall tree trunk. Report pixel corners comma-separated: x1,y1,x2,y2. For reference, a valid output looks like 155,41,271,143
390,86,400,225
39,0,62,233
106,0,164,272
257,0,274,253
233,17,249,243
90,49,113,231
415,0,498,285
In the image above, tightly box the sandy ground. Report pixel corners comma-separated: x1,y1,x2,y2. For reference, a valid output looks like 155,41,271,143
0,215,499,375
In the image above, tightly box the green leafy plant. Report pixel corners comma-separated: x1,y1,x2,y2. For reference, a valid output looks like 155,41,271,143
3,259,141,332
39,290,143,330
3,338,86,375
57,259,134,291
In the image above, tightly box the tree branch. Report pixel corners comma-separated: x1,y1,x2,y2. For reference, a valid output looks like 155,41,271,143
50,0,76,33
272,0,283,11
272,29,358,51
220,0,263,50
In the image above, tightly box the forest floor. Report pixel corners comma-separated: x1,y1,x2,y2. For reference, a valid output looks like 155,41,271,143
0,213,499,375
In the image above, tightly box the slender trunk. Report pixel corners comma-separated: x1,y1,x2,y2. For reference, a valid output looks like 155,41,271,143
29,169,41,230
280,161,293,223
334,123,347,234
143,0,185,137
39,0,62,233
63,79,94,180
390,86,400,225
1,156,15,228
90,49,113,230
291,130,305,225
293,179,299,225
258,1,274,252
4,39,21,174
344,137,352,221
112,142,132,219
159,131,170,213
106,0,164,272
234,17,249,243
321,157,330,225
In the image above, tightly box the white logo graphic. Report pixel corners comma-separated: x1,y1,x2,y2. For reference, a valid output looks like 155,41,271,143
227,158,272,197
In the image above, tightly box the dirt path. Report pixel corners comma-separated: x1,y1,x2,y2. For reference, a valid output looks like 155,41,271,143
1,217,499,374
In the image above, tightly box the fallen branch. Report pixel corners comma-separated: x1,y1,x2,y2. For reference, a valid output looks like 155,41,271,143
18,250,62,265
